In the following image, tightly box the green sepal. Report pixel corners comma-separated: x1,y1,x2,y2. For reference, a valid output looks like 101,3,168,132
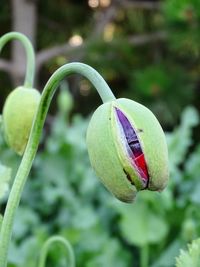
2,86,41,155
87,101,137,203
86,98,169,203
114,98,169,191
111,102,145,190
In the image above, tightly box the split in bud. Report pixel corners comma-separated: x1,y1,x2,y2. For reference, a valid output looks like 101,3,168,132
86,98,169,203
2,86,41,155
114,107,149,188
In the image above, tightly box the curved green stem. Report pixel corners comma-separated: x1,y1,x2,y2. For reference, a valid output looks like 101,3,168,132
0,32,35,87
0,62,115,267
38,236,75,267
140,245,149,267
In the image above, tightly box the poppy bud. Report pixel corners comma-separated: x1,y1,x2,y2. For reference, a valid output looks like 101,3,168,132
86,98,169,203
2,86,41,155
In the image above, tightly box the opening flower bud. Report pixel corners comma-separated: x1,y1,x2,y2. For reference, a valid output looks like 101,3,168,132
86,98,169,203
2,86,41,155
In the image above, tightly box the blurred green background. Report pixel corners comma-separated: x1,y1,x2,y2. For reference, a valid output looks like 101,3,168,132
1,0,200,266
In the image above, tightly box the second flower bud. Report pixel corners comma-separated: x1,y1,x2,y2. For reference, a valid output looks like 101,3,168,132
2,86,41,155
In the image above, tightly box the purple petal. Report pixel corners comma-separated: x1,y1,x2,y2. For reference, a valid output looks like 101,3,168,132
115,107,149,184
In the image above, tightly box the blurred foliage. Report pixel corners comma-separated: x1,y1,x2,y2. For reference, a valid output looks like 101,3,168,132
0,162,11,200
176,238,200,267
164,0,200,57
1,0,200,127
1,1,200,267
1,86,200,267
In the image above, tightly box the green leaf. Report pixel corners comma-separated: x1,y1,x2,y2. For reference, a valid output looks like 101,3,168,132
0,214,3,230
0,161,11,200
167,106,199,167
12,207,39,240
176,238,200,267
0,115,2,127
118,201,168,247
166,106,199,185
152,240,182,267
86,238,131,267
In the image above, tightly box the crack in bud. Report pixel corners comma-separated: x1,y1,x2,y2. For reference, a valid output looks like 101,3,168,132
115,107,149,187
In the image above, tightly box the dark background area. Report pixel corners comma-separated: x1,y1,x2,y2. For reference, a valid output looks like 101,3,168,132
1,0,200,128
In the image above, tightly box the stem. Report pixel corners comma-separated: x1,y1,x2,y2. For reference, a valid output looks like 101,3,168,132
0,62,115,267
140,245,149,267
38,236,75,267
0,32,35,87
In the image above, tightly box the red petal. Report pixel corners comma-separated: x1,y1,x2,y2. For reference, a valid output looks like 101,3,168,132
134,154,148,180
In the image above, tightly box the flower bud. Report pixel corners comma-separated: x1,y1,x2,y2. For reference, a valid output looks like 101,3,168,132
2,86,41,155
86,98,169,203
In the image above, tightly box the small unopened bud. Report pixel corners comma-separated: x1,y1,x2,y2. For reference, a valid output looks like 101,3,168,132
2,86,40,155
86,98,169,203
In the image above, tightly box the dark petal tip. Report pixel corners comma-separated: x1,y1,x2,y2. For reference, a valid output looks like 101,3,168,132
115,107,149,186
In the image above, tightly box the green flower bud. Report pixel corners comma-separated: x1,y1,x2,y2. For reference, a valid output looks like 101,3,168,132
86,98,169,203
2,86,41,155
182,219,197,242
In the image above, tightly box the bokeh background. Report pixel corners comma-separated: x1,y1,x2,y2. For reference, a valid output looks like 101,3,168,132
1,0,200,266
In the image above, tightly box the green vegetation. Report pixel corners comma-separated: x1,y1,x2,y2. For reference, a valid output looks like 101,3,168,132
1,0,200,266
0,88,200,266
